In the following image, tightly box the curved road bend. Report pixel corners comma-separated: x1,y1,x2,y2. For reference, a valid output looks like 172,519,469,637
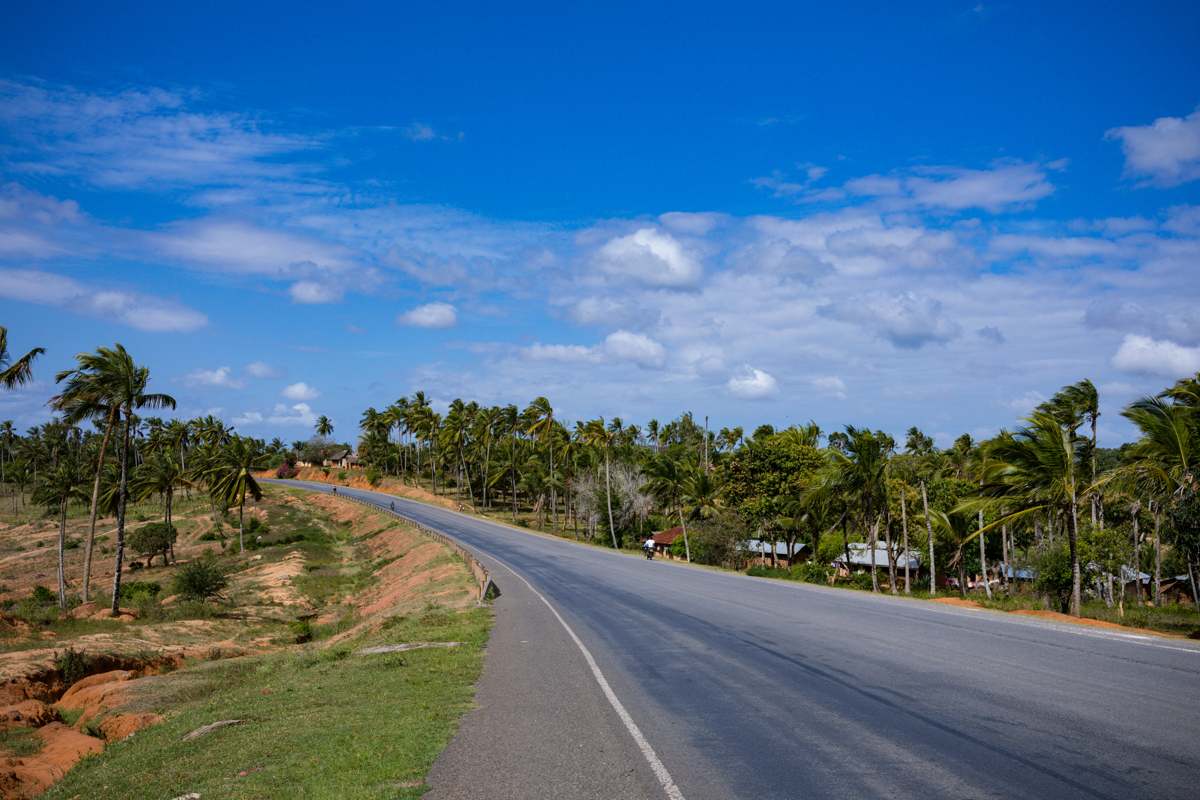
267,480,1200,800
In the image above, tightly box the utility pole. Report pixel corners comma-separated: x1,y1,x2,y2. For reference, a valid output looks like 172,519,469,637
704,415,709,473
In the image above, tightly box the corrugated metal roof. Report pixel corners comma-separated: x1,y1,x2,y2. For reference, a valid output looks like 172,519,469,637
834,543,922,569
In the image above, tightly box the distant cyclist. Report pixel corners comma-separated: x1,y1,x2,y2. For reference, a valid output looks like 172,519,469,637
332,486,337,494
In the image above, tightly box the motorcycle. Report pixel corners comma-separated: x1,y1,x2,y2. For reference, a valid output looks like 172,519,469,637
643,544,655,560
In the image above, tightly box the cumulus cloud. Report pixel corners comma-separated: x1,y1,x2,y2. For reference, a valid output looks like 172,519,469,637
811,375,847,399
522,330,668,369
818,292,962,349
154,220,355,277
289,280,343,304
594,228,703,288
0,267,208,332
280,382,322,401
244,361,282,379
1106,106,1200,187
397,302,458,329
1085,300,1200,347
1110,334,1200,378
602,330,667,369
729,237,831,282
727,365,779,400
182,366,245,390
565,296,658,329
233,402,319,427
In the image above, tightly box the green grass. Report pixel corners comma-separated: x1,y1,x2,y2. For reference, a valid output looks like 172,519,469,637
43,605,492,800
0,726,44,757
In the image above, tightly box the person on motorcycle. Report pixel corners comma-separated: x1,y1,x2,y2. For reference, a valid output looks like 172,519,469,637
643,536,655,558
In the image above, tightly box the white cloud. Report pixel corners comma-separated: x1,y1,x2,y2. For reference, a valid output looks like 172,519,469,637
405,123,436,141
1106,106,1200,187
154,220,355,277
233,402,318,427
603,330,667,369
280,382,322,401
594,228,703,288
901,163,1055,212
397,302,458,329
182,366,245,390
818,292,962,349
244,361,282,379
0,267,208,332
812,375,847,400
1110,334,1200,378
289,280,343,304
727,366,779,400
1003,390,1048,414
0,78,321,192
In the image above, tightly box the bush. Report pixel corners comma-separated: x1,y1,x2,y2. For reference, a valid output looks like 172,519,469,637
791,561,833,584
118,581,162,602
63,537,81,550
289,619,313,644
173,557,228,601
337,470,347,481
54,647,91,687
746,565,791,580
366,470,381,487
30,585,54,603
276,457,300,479
127,522,176,567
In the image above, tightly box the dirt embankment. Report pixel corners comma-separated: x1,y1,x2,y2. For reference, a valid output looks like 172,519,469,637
258,467,460,511
930,597,1184,638
0,652,185,798
0,487,480,798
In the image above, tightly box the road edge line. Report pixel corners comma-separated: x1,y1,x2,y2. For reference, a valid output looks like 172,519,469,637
499,560,686,800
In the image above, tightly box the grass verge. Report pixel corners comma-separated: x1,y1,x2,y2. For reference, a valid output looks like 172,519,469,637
43,603,491,799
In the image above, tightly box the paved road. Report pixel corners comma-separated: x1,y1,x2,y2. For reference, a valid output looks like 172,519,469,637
271,480,1200,799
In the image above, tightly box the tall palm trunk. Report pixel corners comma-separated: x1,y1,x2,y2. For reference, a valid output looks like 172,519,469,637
900,489,910,596
1154,503,1162,605
884,509,898,596
979,508,993,600
677,493,690,562
1067,490,1081,617
1132,502,1142,607
57,498,67,609
604,447,618,550
111,407,133,615
82,405,118,602
869,512,880,594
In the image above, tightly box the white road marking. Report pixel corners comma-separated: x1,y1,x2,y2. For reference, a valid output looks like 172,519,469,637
496,557,687,800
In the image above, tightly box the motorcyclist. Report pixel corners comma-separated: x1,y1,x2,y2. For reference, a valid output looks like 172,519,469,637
643,536,655,559
390,501,395,511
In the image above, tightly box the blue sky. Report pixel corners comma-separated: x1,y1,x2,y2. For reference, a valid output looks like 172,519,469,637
2,1,1199,447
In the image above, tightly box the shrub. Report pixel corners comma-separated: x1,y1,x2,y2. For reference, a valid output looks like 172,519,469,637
54,647,91,687
127,522,176,567
275,457,300,479
791,561,832,584
366,470,381,487
118,581,162,602
173,557,228,601
289,619,313,644
337,470,347,481
746,565,791,580
63,537,81,550
30,585,54,603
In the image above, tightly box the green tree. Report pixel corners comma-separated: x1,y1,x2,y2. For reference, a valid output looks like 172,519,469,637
0,326,44,390
975,412,1092,616
642,451,694,561
208,435,268,554
30,462,86,607
127,522,176,568
315,415,334,438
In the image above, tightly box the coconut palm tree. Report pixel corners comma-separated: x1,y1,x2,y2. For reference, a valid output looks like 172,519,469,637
50,344,147,604
315,415,334,438
208,435,268,553
526,397,560,533
974,412,1092,616
134,450,189,564
821,426,891,593
102,351,176,614
582,418,622,550
642,451,692,562
31,462,86,607
0,327,44,390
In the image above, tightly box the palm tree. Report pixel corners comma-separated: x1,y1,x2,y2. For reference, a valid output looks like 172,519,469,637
31,462,86,607
50,345,132,603
822,426,891,593
0,420,13,497
134,450,189,564
0,326,44,390
582,418,622,550
208,435,269,553
642,451,692,561
102,350,176,614
315,415,334,438
526,398,559,533
975,412,1092,616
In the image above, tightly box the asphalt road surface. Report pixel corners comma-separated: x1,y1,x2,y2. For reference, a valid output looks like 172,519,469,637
269,480,1200,799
